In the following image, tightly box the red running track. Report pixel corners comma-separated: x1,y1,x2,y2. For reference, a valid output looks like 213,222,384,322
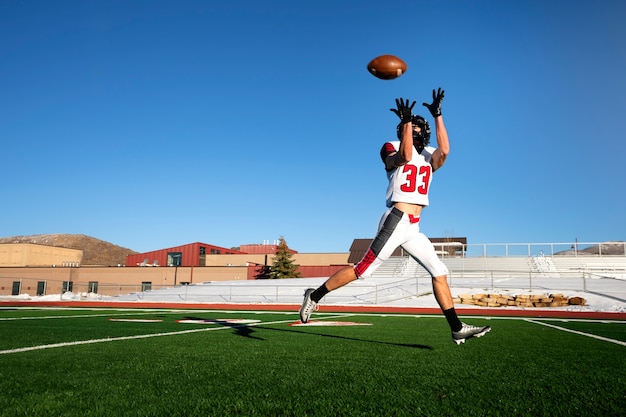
1,300,625,320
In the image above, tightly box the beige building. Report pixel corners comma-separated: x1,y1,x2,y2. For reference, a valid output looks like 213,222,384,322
0,245,349,297
0,243,83,267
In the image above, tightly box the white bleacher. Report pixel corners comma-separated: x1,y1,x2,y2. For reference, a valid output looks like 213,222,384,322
550,256,626,278
370,257,406,278
370,254,626,280
529,256,559,276
442,257,536,279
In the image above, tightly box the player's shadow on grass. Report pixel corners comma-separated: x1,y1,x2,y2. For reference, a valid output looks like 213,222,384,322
258,325,434,350
182,317,432,349
183,316,264,340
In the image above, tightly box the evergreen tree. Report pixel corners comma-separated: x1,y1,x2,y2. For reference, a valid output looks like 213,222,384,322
269,237,302,279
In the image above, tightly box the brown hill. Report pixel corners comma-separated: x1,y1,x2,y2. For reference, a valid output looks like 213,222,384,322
555,241,626,256
0,234,138,266
580,241,626,255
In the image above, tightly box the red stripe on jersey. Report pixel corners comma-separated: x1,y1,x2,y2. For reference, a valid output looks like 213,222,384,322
380,142,397,163
354,248,376,278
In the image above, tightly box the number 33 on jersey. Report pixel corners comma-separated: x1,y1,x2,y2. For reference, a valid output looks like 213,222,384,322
380,141,435,208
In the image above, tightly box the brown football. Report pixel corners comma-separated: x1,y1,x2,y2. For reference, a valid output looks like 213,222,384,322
367,55,407,80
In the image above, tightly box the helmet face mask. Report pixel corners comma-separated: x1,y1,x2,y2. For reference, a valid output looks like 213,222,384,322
396,115,431,152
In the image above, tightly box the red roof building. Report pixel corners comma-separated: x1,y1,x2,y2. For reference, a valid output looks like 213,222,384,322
126,242,245,267
239,243,297,255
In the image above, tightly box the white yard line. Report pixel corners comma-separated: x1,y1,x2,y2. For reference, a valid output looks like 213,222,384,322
0,317,292,355
0,312,158,321
525,318,626,347
0,313,354,355
4,308,624,354
0,307,289,321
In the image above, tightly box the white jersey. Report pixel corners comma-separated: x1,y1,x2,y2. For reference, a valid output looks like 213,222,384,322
380,141,436,207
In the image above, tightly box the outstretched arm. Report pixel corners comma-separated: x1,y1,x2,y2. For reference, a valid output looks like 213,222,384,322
386,98,415,169
423,88,449,171
431,115,449,171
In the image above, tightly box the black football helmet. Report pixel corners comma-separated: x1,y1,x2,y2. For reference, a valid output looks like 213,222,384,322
396,115,431,147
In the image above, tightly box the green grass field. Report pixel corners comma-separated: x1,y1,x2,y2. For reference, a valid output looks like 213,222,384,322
1,308,625,417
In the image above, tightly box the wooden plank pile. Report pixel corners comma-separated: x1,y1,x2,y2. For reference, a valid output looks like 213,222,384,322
454,293,586,308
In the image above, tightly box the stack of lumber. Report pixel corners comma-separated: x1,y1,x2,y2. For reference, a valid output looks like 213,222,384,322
454,293,586,308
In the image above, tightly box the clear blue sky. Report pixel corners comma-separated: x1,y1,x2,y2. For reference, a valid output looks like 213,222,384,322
1,0,625,253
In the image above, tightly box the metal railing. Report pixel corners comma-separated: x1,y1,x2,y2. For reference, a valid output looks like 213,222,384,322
2,270,625,306
457,241,626,258
2,240,625,305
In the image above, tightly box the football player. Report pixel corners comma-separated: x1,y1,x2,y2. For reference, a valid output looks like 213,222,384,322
300,88,491,344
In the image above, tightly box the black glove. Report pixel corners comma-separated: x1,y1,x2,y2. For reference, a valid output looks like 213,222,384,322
390,98,416,124
422,87,445,117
